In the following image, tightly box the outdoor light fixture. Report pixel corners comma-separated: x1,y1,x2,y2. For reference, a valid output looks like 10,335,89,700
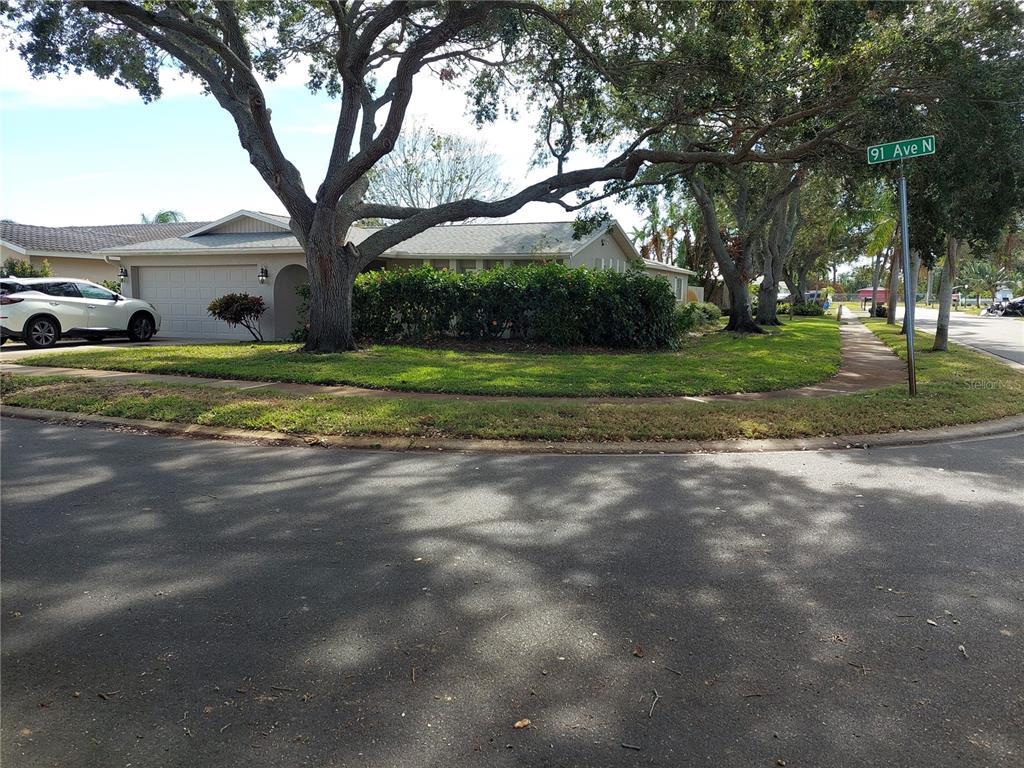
118,266,128,281
258,266,269,284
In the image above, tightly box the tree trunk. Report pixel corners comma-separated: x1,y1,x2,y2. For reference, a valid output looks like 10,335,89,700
870,251,883,315
302,234,360,353
901,250,920,335
756,278,780,325
886,250,899,325
933,236,959,351
723,267,764,332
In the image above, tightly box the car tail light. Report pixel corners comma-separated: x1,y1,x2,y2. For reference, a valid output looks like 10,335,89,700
0,295,24,304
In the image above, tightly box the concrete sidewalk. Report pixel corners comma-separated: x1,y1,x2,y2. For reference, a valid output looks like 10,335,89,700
0,320,908,403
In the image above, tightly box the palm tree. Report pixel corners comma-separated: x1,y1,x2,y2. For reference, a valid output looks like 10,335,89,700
141,209,186,224
961,259,1008,306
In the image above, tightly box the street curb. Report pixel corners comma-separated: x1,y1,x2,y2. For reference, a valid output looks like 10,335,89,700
3,405,1023,456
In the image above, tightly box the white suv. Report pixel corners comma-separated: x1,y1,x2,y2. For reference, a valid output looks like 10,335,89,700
1,277,161,348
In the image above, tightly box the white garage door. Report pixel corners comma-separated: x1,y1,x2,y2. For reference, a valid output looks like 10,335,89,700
137,265,259,339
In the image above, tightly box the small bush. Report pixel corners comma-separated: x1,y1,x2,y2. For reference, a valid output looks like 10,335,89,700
208,293,267,340
100,279,123,293
2,257,52,278
695,302,721,324
792,301,825,316
673,301,722,334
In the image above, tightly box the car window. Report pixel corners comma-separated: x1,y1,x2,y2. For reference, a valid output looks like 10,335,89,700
37,282,82,297
0,281,26,295
77,284,117,300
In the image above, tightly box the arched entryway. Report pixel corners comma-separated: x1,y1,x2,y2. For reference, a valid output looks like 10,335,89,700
273,264,309,339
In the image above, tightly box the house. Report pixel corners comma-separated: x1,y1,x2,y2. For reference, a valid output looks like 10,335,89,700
2,211,695,340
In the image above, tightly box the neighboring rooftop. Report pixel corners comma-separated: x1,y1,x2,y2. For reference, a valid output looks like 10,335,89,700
1,221,208,254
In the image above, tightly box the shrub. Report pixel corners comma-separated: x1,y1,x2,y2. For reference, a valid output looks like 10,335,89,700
695,301,721,324
297,264,679,349
673,301,722,334
100,279,123,293
291,282,310,342
792,301,825,316
208,293,267,340
2,257,52,277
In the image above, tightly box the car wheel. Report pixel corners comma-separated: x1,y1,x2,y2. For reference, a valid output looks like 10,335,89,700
25,317,59,349
128,313,155,342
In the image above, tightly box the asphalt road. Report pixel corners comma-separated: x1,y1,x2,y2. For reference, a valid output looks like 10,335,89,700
902,307,1024,365
2,420,1023,767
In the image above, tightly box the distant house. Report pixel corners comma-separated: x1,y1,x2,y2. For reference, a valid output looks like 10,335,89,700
856,287,890,303
2,211,695,340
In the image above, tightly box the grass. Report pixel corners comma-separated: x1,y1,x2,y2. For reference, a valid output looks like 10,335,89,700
4,320,1020,442
16,316,840,397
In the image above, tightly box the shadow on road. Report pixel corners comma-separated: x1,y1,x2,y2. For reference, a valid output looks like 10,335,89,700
2,424,1022,767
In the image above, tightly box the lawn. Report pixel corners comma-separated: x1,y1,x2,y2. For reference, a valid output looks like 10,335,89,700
4,321,1020,442
16,316,840,397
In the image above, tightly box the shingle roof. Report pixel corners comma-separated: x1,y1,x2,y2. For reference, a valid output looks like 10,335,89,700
108,232,300,252
381,221,582,257
0,221,209,253
101,220,587,257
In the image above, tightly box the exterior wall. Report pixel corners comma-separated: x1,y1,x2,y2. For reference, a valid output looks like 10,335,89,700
573,235,633,274
644,264,690,303
1,243,26,263
378,256,558,272
207,216,288,234
2,244,118,282
119,251,306,339
33,255,119,283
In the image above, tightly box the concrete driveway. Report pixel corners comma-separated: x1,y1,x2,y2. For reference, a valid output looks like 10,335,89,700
2,419,1022,767
903,307,1024,365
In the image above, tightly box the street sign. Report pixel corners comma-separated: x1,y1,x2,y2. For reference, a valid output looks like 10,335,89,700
866,134,936,396
866,135,935,165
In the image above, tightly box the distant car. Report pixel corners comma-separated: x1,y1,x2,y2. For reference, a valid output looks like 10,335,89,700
1,277,161,348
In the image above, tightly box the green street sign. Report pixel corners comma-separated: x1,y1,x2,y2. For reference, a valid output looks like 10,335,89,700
867,135,936,165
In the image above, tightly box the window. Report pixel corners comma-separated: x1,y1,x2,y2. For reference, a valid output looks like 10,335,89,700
37,282,81,297
431,259,450,270
457,261,477,274
0,281,26,295
77,284,117,300
483,259,503,270
675,278,683,299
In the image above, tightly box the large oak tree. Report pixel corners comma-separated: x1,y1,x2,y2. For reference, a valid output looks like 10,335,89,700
4,0,895,347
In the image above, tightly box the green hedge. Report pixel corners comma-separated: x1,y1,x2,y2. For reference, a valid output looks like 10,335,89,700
352,264,679,348
294,264,684,348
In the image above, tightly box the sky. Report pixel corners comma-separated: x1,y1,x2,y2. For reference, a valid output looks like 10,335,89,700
0,46,642,232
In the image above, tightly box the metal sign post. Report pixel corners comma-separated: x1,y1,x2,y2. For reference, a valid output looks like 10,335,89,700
867,135,934,397
897,159,917,396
